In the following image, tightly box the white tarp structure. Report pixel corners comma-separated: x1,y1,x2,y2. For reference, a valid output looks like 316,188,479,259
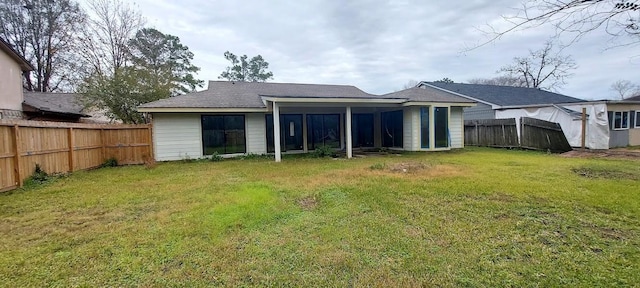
495,103,610,149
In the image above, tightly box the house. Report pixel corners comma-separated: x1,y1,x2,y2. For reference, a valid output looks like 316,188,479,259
22,92,115,123
138,81,476,162
0,37,33,120
418,81,640,149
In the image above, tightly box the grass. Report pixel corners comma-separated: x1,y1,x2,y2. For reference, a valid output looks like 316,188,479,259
1,147,639,286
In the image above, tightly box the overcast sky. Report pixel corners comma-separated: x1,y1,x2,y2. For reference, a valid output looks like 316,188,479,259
133,0,638,100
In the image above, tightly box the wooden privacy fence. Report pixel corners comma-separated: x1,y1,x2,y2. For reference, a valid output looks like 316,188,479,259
0,120,152,192
465,117,572,153
520,117,572,153
464,118,519,148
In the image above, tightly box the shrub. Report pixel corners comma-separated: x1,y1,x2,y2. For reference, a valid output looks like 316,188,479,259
210,152,224,162
30,164,49,183
312,146,336,158
369,162,386,170
102,157,118,167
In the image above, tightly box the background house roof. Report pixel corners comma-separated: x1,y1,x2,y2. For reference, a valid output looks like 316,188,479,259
382,87,475,103
23,92,89,117
140,81,476,109
0,37,34,71
423,82,584,107
625,95,640,101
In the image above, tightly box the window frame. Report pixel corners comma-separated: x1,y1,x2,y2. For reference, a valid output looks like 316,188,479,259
613,111,630,130
635,111,640,128
201,115,246,155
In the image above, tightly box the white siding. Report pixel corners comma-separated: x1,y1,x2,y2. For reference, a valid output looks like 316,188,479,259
152,113,202,161
450,107,463,148
246,113,267,154
403,107,420,151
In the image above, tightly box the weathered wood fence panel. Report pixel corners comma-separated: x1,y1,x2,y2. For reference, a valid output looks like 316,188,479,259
0,120,152,192
464,118,519,148
464,117,572,153
520,117,572,153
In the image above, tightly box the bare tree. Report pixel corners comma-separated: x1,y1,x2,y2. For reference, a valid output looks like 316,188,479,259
480,0,640,49
78,0,145,78
468,76,528,87
0,0,86,92
497,41,577,91
611,80,640,99
402,79,419,89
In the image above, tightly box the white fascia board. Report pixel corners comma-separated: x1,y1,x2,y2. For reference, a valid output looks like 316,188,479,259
417,82,499,109
402,102,476,107
138,107,267,113
260,96,406,104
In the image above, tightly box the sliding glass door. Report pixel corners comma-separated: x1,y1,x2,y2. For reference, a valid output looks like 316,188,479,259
381,110,403,148
352,113,374,148
266,114,303,152
307,114,340,150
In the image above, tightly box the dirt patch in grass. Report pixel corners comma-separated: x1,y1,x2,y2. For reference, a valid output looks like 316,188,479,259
298,195,318,211
562,149,640,161
572,167,638,180
388,162,427,173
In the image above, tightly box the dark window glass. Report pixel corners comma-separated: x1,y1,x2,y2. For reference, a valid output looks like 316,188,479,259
202,115,245,155
614,111,629,129
266,114,303,152
352,114,374,147
635,111,640,128
434,107,449,148
307,114,340,150
420,107,430,148
381,110,403,148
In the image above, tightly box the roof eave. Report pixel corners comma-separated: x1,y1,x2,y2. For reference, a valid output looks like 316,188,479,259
417,82,498,108
137,107,268,113
0,39,34,71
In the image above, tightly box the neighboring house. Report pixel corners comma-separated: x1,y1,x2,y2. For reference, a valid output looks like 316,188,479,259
138,81,476,162
418,81,640,149
0,37,33,120
22,92,115,123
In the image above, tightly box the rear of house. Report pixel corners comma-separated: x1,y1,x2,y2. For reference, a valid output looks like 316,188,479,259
138,81,476,162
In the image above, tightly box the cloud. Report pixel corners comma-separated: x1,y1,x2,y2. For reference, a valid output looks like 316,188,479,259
134,0,638,99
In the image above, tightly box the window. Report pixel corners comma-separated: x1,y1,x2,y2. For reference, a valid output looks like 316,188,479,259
352,113,374,148
613,111,629,130
420,107,429,148
201,115,245,155
635,111,640,128
307,114,340,150
381,110,403,148
434,107,449,148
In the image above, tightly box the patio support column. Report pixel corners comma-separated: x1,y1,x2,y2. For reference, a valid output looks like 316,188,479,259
429,106,436,150
273,102,282,162
346,106,353,159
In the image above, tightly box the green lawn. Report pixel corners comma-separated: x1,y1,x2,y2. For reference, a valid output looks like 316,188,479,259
1,148,639,287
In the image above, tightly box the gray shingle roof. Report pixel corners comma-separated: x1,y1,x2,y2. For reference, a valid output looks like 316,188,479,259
139,81,384,109
140,81,475,109
425,82,584,107
23,92,89,117
382,87,475,103
626,95,640,101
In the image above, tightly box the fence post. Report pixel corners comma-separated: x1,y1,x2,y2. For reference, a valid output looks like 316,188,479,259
101,128,106,160
68,127,75,172
581,107,587,149
147,125,153,161
12,125,22,188
475,122,479,146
